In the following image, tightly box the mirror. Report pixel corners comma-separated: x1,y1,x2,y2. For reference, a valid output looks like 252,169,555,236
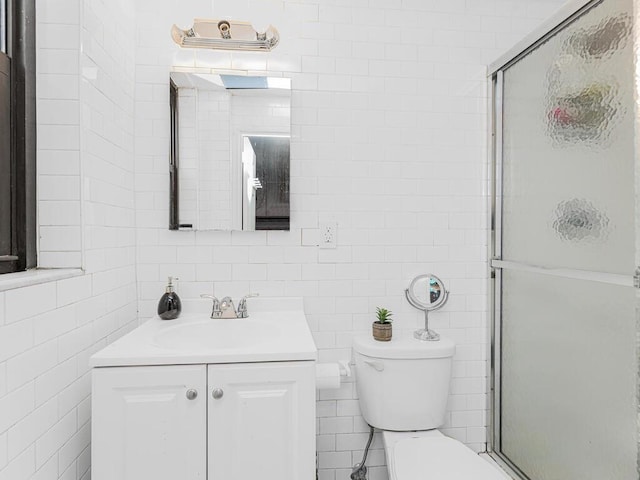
405,274,449,342
169,72,291,231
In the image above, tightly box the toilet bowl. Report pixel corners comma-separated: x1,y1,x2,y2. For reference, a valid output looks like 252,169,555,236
353,334,506,480
382,430,508,480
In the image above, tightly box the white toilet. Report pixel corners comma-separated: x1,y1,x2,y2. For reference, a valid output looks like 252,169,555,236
353,334,507,480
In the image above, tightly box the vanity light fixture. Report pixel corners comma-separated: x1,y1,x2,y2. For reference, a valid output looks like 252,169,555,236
171,18,280,52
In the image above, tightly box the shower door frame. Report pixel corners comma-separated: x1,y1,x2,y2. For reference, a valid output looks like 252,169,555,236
487,0,640,478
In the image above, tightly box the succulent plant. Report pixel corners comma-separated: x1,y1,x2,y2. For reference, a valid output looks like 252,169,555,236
375,307,393,324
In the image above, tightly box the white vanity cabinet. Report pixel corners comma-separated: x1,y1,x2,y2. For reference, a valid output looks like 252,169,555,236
90,299,318,480
92,361,316,480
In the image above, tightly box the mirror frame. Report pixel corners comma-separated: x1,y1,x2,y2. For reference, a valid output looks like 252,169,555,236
169,79,182,230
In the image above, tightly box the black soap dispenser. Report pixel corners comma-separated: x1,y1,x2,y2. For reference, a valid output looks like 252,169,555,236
158,276,182,320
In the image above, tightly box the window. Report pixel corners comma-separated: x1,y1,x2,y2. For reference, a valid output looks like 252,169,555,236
0,0,36,274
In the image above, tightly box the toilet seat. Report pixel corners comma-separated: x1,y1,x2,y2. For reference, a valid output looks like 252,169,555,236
383,431,508,480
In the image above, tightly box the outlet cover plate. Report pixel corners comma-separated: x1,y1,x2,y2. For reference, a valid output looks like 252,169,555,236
319,222,337,249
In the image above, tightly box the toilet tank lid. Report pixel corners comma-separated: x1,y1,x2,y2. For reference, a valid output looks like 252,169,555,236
353,334,455,359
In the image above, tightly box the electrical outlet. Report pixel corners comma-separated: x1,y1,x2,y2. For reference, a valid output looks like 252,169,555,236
319,222,337,249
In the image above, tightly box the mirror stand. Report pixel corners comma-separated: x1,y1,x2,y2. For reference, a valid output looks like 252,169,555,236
405,274,450,342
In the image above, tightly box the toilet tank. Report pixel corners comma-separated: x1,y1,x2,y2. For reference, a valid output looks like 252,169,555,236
353,335,455,431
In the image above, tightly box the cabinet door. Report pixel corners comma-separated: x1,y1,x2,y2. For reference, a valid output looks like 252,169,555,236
208,362,316,480
92,365,207,480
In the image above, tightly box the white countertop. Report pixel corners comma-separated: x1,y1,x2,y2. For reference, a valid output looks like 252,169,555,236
90,297,317,367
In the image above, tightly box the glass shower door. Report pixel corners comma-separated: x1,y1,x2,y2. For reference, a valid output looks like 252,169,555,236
491,0,638,478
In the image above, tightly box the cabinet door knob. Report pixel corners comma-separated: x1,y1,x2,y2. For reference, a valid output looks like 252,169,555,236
212,388,224,399
186,389,198,400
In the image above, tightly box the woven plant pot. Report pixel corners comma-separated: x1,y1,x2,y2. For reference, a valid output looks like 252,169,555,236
372,321,392,342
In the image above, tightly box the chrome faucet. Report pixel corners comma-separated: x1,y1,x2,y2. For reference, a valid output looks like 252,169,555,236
200,294,222,318
201,293,259,319
219,296,237,318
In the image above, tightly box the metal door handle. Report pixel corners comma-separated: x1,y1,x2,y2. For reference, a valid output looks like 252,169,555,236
212,388,224,399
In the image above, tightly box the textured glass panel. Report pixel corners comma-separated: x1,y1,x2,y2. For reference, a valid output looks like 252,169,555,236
501,270,637,480
501,0,634,274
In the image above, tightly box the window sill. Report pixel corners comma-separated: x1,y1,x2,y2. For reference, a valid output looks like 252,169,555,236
0,268,84,292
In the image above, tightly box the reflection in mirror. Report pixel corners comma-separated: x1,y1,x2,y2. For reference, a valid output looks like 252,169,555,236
405,274,449,342
430,279,442,303
242,135,290,230
409,276,443,305
169,72,291,231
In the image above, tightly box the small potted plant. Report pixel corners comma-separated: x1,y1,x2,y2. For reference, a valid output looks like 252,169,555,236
372,307,393,341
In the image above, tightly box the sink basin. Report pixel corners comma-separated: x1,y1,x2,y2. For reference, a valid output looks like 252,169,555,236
153,319,280,350
90,297,317,367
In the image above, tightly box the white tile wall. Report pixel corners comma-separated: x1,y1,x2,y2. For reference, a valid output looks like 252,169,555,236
36,0,82,269
0,0,138,478
133,1,565,479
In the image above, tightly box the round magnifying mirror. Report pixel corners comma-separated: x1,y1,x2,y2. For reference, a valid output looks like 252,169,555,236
405,274,449,341
406,274,447,309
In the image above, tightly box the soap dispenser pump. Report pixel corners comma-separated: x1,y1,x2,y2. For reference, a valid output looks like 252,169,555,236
157,276,182,320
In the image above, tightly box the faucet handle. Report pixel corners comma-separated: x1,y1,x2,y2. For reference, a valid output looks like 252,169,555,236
200,294,222,318
237,293,259,318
